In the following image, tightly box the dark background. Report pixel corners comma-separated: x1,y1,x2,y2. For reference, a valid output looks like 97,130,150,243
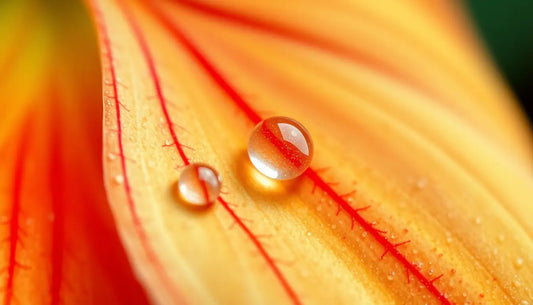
466,0,533,124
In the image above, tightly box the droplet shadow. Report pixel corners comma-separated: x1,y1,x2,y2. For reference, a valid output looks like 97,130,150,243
233,150,304,201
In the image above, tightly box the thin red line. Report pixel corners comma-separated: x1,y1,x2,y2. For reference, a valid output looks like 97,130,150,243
148,5,452,304
194,166,210,203
172,0,431,98
49,97,64,305
119,1,302,304
116,0,189,166
87,0,184,303
260,121,304,168
218,197,302,305
4,121,31,305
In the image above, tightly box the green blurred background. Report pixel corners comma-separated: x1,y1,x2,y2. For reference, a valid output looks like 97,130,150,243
465,0,533,122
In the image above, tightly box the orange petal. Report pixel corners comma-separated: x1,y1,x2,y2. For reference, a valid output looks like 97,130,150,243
90,0,533,304
0,1,149,304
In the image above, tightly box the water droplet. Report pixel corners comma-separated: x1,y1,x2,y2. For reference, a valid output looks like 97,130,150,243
177,163,221,206
521,300,530,305
248,116,313,180
306,232,312,237
387,272,395,281
416,178,427,189
514,257,524,268
107,153,116,161
113,175,124,184
475,216,482,224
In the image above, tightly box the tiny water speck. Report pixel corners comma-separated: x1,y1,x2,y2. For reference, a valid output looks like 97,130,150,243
113,175,124,184
178,163,221,206
514,257,524,268
248,116,313,180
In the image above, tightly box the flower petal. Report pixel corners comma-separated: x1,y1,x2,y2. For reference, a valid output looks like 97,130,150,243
0,1,149,303
90,0,533,304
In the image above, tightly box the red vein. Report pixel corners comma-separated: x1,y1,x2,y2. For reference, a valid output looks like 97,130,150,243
171,0,428,97
88,1,184,303
148,4,452,304
49,99,64,305
218,198,301,305
118,1,302,304
194,165,210,203
4,121,31,305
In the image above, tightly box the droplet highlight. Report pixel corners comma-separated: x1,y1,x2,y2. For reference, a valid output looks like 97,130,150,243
178,163,221,206
248,116,313,180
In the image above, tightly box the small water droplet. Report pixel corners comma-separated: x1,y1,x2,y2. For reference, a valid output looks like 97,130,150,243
114,175,124,184
361,232,368,238
387,272,395,281
475,216,482,224
521,300,530,305
107,153,116,161
514,257,524,268
177,163,221,206
306,232,312,237
248,116,313,180
416,178,427,189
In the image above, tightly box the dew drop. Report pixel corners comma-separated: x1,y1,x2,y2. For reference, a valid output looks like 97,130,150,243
177,163,221,206
416,178,427,189
248,116,313,180
107,153,116,161
514,257,524,269
113,175,124,185
387,272,395,281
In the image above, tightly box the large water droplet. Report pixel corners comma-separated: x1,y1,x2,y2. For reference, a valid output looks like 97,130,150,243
248,116,313,180
178,163,221,206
